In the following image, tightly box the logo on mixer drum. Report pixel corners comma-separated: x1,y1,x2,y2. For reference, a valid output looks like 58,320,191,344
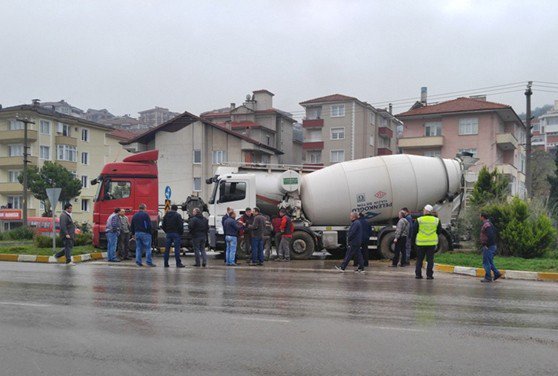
357,193,366,203
375,191,387,199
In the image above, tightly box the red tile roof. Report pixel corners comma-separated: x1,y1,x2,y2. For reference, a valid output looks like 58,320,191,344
396,97,512,117
108,129,141,140
300,94,358,105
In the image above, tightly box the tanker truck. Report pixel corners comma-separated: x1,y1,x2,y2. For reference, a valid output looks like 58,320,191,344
206,154,468,259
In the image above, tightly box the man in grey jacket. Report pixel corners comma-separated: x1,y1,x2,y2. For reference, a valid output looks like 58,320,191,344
248,207,267,266
55,203,76,265
391,210,409,267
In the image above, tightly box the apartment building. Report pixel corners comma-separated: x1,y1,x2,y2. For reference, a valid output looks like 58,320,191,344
122,110,282,203
397,96,527,197
536,100,558,154
201,90,301,164
298,94,400,167
138,106,180,128
0,103,127,225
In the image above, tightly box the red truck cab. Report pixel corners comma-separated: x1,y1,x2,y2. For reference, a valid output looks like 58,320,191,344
92,150,159,248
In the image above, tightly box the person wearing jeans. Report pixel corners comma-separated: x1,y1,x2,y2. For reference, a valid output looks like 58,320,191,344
480,213,501,283
224,211,242,265
106,208,121,262
161,204,185,268
248,207,266,265
131,203,155,267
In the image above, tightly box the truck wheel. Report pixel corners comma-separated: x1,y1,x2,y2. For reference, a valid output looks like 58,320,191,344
379,231,396,260
436,235,449,254
290,232,315,259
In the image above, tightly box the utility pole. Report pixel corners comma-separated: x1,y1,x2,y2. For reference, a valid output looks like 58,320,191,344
524,81,533,198
16,117,35,227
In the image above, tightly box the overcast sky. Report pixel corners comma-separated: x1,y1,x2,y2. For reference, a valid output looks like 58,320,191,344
1,0,557,119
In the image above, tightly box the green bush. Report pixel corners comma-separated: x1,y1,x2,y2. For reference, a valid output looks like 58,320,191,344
0,226,36,241
481,198,557,258
34,235,62,248
75,232,92,246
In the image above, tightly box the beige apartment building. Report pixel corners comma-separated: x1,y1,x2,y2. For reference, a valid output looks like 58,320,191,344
298,94,400,167
0,103,127,225
201,90,301,165
122,111,282,203
138,106,180,128
397,97,526,197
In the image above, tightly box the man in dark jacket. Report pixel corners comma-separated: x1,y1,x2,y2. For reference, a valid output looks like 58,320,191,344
402,207,415,266
131,203,155,267
248,207,267,265
335,212,364,273
221,207,232,263
480,213,502,283
224,210,242,265
55,203,76,265
358,213,371,267
189,208,209,267
162,204,185,268
240,208,253,258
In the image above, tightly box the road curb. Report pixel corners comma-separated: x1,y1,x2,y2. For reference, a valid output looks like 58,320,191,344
0,252,107,264
434,263,557,282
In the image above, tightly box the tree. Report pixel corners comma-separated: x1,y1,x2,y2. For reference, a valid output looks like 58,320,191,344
548,149,558,217
18,162,82,216
468,166,509,207
531,150,555,200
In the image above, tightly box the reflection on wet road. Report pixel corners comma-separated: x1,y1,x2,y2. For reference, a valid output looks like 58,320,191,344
0,260,557,375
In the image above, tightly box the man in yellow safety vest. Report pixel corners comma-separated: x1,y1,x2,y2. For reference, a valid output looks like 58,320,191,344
415,204,442,280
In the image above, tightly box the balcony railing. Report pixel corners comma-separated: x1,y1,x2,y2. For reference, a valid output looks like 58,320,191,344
378,127,393,138
55,134,77,147
302,141,324,150
377,148,392,156
0,156,38,168
496,133,518,150
398,136,444,149
302,119,324,128
0,129,38,144
0,182,23,194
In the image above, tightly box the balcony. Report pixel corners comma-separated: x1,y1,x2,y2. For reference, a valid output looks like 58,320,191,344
55,135,77,147
0,182,23,194
377,148,393,156
496,133,518,150
378,126,393,139
56,160,77,171
494,163,517,176
302,119,324,128
0,129,38,144
398,136,444,149
0,156,38,168
302,141,324,150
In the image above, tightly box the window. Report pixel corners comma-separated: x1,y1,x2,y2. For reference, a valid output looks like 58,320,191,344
533,123,540,132
81,176,88,188
459,118,478,135
102,181,131,200
40,120,50,134
218,181,246,203
9,120,23,130
40,145,51,160
307,151,321,164
379,137,390,148
261,154,270,164
520,154,526,173
424,122,442,137
8,144,24,157
369,112,376,125
424,150,441,158
8,170,21,183
307,107,322,120
331,104,345,117
458,148,477,158
266,135,271,146
212,150,227,164
7,196,22,209
193,149,202,164
81,199,89,212
369,136,374,146
81,152,88,165
331,127,345,140
330,150,345,163
57,122,71,136
379,117,388,127
57,144,77,162
81,129,89,142
193,177,202,192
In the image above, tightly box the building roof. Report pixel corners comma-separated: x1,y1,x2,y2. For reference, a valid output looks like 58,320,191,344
201,107,296,123
121,110,283,154
396,97,513,117
299,94,358,105
0,104,115,131
107,129,141,141
138,106,172,114
253,89,274,96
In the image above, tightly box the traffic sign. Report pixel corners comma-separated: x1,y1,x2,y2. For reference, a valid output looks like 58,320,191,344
164,199,171,213
46,188,62,210
165,186,172,200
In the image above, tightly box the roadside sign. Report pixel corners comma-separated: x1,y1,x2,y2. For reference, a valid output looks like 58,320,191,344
165,186,172,200
0,209,22,220
164,199,171,213
46,188,62,255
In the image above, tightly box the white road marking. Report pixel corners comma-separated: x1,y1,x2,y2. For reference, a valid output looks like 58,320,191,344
367,325,425,332
0,301,52,308
239,317,291,323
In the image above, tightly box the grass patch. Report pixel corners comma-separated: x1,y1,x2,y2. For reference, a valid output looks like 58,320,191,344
436,251,558,272
0,243,97,256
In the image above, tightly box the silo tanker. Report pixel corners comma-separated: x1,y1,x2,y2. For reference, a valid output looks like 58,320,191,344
207,154,467,259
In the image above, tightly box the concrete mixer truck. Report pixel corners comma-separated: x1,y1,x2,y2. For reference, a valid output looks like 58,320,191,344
206,154,468,259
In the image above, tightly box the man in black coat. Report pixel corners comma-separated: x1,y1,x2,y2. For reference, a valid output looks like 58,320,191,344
189,208,209,267
55,203,76,265
335,212,365,273
162,204,185,268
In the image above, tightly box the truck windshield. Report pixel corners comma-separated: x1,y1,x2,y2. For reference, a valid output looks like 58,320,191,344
208,182,218,204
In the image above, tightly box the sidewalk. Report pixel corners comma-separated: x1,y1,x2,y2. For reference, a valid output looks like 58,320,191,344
434,263,558,282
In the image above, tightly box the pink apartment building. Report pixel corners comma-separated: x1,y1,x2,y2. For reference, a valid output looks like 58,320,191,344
397,97,526,197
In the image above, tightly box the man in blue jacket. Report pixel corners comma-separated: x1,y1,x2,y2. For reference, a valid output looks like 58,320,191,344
223,210,242,266
335,212,365,273
131,203,155,267
358,212,371,267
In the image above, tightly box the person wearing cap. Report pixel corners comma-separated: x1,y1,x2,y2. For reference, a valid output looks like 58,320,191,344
415,204,441,279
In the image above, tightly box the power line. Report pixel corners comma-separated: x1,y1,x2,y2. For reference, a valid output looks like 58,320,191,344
534,81,558,86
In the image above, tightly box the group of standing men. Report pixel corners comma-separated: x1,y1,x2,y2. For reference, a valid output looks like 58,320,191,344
222,207,294,266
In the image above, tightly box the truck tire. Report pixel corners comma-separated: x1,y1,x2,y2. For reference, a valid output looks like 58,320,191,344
436,235,449,254
290,231,315,259
379,231,396,260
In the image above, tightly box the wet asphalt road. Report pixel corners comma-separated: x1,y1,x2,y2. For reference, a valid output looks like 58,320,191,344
0,256,557,376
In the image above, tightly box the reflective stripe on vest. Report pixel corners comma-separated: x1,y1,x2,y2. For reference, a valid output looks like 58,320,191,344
416,215,440,246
